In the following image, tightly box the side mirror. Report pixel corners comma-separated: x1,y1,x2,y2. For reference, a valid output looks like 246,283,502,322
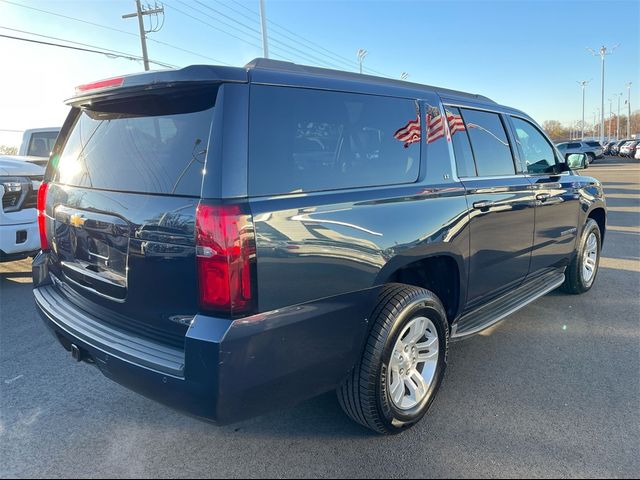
565,153,587,170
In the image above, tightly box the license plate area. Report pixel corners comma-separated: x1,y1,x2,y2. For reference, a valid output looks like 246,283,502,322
53,205,130,301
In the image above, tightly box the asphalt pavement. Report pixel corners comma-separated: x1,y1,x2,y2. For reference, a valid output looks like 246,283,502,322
1,156,639,478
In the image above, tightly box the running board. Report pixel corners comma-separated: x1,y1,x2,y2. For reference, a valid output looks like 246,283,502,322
451,270,565,340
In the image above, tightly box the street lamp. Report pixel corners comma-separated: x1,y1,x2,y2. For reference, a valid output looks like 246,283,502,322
626,81,633,138
617,92,623,140
587,44,619,144
356,49,368,74
607,96,614,142
577,80,590,140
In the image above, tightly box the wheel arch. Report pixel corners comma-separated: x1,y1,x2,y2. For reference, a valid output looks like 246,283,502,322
374,253,465,325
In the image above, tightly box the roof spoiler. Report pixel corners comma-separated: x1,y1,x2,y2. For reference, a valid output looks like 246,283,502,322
66,65,247,107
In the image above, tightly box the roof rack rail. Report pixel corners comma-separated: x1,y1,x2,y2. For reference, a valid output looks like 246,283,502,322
244,57,496,104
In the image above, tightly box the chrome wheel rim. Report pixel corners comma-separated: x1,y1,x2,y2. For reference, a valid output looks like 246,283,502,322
387,316,439,411
582,232,598,283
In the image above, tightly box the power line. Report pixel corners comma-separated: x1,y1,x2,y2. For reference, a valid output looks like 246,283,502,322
0,26,176,67
0,0,230,66
175,0,347,70
212,0,356,71
0,33,169,66
165,0,263,50
221,0,388,76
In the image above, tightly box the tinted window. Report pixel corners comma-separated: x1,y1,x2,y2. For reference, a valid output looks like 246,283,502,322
248,86,420,196
445,106,476,177
568,143,582,149
511,117,557,174
460,109,515,176
52,86,217,196
28,131,58,157
557,143,568,151
585,141,601,147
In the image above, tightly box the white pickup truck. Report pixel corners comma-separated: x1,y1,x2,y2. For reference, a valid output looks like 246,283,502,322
0,156,45,261
17,127,60,166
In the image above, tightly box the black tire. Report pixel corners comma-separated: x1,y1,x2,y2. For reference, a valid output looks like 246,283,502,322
562,219,602,294
337,284,449,435
586,152,595,164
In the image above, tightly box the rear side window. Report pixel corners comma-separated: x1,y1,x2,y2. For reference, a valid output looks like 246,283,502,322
52,85,217,196
445,106,476,177
28,131,58,157
460,108,515,176
568,143,582,149
585,141,601,147
248,86,420,196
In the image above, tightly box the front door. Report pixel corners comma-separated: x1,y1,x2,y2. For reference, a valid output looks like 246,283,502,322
509,116,581,274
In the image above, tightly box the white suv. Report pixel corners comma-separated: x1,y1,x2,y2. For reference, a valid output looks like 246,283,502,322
0,156,44,261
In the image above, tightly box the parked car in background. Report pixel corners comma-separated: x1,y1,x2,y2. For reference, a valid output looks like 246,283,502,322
611,140,630,156
17,127,61,161
603,141,616,155
0,156,44,261
33,59,606,434
556,141,600,163
583,140,604,158
635,146,640,160
620,141,639,157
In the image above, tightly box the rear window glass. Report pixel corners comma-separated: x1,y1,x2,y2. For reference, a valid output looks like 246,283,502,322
460,108,515,176
585,141,601,147
28,131,58,157
248,86,420,196
52,86,217,196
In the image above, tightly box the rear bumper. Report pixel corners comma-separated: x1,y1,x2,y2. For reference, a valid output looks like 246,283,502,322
32,253,371,424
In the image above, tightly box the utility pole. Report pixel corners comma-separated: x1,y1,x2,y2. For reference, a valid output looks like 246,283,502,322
123,0,164,71
259,0,269,58
588,44,619,144
577,80,590,140
626,81,633,138
356,49,368,74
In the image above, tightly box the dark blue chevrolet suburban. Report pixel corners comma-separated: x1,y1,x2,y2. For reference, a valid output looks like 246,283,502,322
32,59,606,434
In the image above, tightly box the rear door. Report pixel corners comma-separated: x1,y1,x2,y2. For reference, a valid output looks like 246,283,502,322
445,106,535,306
43,84,219,346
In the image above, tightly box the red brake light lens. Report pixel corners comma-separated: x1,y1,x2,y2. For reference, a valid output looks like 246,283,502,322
37,182,49,251
75,76,124,94
195,204,255,315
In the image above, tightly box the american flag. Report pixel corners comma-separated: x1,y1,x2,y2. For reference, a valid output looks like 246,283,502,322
394,115,421,148
426,107,446,144
447,111,466,136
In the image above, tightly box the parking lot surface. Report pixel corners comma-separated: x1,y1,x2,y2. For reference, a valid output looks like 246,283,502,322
1,156,639,479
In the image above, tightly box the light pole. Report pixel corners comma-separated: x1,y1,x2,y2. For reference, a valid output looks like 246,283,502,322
626,81,633,138
607,97,614,142
588,44,619,144
356,49,368,74
617,92,622,140
577,80,590,140
259,0,269,58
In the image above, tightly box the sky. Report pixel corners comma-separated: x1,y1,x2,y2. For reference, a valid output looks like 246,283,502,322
0,0,638,147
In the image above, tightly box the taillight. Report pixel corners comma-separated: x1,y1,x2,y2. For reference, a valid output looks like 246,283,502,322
195,203,255,315
37,182,49,251
75,76,124,94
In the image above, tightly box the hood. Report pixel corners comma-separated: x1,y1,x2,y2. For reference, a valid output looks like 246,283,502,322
0,156,46,176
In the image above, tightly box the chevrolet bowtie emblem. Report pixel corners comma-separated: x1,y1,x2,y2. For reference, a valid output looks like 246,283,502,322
69,214,86,228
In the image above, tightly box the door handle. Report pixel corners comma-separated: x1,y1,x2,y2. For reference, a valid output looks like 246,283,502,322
536,193,551,202
473,200,494,210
